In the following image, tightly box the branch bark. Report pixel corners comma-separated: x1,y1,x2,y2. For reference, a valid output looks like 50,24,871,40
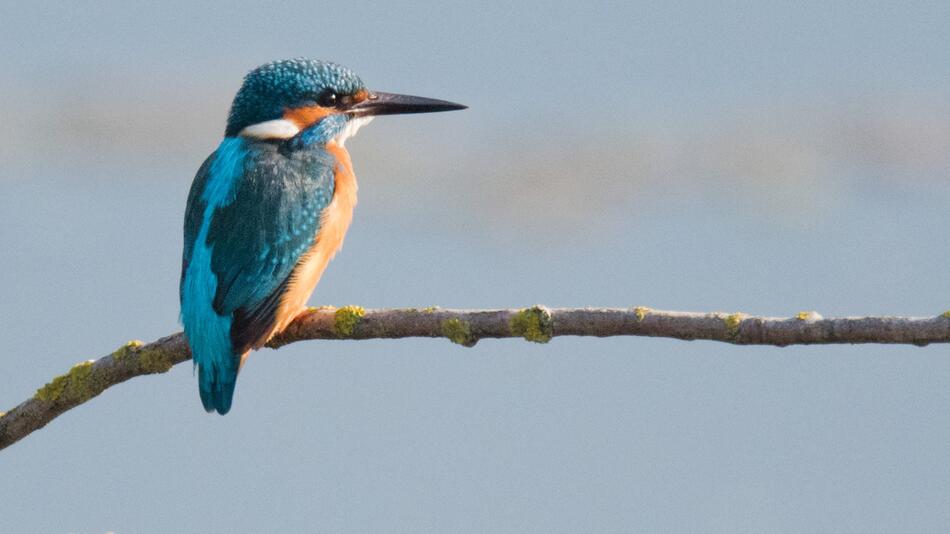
3,305,949,451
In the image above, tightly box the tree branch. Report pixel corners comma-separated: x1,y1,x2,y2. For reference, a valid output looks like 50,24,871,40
3,305,949,451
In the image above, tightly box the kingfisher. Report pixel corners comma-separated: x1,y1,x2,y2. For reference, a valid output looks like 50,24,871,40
180,58,465,414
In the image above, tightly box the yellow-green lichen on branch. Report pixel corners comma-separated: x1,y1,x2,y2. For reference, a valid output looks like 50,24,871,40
796,311,823,321
634,307,650,322
441,318,477,347
334,305,365,337
111,340,144,361
510,306,553,343
137,347,175,374
941,310,950,319
109,339,174,374
723,313,746,339
34,360,99,403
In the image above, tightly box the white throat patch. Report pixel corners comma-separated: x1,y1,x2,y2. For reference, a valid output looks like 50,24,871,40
239,119,301,140
333,117,374,147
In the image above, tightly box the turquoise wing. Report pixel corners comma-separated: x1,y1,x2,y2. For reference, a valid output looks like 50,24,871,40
207,144,335,351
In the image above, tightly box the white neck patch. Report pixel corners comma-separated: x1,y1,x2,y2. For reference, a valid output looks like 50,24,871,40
333,117,374,147
239,119,301,140
238,116,374,145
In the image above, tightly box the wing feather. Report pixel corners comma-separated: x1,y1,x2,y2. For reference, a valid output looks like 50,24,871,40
206,143,336,354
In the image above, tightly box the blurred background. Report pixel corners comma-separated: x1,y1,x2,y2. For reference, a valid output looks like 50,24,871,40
2,1,950,532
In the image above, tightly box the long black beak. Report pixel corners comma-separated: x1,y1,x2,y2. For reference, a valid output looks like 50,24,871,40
347,91,467,117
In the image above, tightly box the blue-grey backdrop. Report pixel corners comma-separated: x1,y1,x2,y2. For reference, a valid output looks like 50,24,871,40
2,1,950,532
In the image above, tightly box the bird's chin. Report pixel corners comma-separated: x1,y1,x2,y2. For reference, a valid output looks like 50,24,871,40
332,116,374,147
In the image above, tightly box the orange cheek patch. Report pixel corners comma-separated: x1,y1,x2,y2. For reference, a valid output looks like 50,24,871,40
283,105,335,129
353,90,369,103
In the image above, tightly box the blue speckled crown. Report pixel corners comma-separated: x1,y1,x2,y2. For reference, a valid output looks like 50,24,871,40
225,58,366,136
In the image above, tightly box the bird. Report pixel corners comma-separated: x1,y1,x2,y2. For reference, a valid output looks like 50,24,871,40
180,58,465,414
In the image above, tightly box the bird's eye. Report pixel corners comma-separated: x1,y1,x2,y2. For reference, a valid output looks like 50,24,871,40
318,92,338,107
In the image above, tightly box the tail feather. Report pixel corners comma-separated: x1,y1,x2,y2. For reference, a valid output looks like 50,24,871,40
181,288,240,414
198,359,239,415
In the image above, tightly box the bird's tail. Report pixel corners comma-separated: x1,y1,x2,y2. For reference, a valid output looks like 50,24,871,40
198,358,239,415
184,310,241,415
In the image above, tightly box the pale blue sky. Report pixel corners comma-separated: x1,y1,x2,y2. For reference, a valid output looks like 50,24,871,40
2,2,950,532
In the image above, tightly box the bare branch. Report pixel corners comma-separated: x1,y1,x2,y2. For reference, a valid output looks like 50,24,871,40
3,305,949,451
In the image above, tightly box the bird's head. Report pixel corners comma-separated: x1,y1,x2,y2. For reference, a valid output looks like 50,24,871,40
225,58,465,145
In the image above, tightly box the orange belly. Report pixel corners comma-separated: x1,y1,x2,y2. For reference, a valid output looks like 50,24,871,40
268,142,357,339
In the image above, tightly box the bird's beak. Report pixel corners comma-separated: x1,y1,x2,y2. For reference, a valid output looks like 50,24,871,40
347,91,467,117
